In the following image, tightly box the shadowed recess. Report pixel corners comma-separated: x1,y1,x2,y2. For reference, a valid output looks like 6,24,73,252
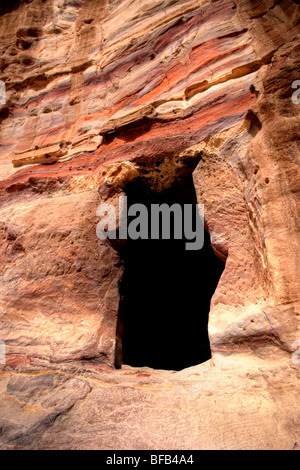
116,175,225,371
0,0,22,15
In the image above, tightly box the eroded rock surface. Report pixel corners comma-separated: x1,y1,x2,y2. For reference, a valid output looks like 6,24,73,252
0,0,299,450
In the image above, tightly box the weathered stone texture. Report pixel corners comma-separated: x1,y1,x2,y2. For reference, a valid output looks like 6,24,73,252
0,0,299,450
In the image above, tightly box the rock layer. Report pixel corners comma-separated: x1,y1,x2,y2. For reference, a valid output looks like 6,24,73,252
0,0,299,450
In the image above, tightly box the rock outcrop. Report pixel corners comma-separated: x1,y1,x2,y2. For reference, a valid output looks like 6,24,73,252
0,0,299,450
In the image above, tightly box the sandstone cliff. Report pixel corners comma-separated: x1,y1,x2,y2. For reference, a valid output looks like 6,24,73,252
0,0,299,450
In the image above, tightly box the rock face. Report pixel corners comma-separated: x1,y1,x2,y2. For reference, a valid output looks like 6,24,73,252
0,0,299,450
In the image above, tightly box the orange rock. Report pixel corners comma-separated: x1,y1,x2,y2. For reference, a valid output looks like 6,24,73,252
0,0,299,451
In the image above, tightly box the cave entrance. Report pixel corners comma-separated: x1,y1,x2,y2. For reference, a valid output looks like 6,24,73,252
115,163,225,371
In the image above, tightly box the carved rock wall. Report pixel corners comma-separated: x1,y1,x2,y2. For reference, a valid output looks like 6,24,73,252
0,0,299,450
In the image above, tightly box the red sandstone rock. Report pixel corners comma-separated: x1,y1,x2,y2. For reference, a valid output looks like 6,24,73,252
0,0,299,450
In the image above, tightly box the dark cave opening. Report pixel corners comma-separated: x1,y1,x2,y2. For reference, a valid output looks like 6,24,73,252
116,173,225,371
